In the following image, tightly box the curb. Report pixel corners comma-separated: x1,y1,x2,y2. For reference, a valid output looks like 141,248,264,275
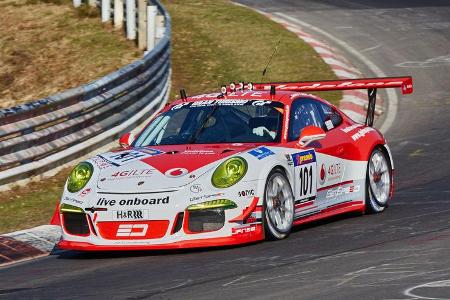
255,10,384,124
0,225,61,267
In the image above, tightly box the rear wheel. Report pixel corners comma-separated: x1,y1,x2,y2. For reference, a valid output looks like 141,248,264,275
263,170,294,240
365,148,392,213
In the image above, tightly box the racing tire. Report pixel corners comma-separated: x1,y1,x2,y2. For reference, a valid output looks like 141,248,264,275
263,169,295,240
365,147,392,214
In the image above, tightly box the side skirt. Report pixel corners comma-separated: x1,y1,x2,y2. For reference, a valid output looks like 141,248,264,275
293,200,365,226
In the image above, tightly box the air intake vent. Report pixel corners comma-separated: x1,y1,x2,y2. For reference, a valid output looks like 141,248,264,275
188,209,225,233
63,213,89,236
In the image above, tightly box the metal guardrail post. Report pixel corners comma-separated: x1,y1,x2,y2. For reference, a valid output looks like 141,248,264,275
73,0,81,7
146,5,157,51
137,0,147,50
114,0,124,28
126,0,137,40
102,0,111,22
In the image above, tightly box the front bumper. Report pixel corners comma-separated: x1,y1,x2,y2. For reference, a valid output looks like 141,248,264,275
57,192,264,251
58,224,263,251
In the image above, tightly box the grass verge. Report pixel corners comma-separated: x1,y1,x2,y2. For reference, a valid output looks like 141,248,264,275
0,0,341,233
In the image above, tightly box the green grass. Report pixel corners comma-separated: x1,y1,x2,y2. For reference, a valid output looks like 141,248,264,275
0,0,341,233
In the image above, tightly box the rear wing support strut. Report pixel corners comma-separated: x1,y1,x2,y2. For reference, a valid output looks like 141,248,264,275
366,88,377,127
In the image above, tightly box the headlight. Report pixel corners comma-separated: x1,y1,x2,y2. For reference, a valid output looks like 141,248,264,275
211,156,247,188
67,162,94,193
187,199,237,211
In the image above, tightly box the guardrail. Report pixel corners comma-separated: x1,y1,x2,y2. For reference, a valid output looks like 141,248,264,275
0,0,171,188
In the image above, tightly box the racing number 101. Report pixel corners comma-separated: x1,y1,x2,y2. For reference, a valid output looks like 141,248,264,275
299,166,313,196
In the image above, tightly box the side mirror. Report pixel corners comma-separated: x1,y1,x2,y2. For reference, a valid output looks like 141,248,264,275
119,132,135,148
298,125,326,147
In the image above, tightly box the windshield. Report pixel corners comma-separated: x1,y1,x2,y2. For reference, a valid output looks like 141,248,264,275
134,100,284,146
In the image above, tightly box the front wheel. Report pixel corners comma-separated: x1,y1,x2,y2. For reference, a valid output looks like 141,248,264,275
263,170,295,240
365,148,392,213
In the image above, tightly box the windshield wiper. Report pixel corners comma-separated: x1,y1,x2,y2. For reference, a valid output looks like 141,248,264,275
189,105,218,144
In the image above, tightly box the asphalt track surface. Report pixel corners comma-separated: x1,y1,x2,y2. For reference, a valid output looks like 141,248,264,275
1,1,450,299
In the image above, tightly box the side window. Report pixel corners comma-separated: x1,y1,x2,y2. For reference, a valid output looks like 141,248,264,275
288,99,323,141
317,102,342,131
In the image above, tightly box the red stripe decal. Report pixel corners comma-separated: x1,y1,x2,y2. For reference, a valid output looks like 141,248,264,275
317,180,354,192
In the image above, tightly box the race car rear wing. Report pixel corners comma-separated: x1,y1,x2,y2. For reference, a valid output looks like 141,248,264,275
251,76,413,127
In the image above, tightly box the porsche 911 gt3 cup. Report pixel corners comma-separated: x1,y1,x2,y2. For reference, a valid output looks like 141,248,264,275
54,76,413,250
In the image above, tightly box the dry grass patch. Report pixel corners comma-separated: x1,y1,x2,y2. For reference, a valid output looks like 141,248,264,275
0,0,140,109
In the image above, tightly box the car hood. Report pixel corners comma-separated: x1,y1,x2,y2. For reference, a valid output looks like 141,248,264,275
93,144,258,193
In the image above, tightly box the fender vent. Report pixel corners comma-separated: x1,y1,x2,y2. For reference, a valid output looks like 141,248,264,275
172,212,184,234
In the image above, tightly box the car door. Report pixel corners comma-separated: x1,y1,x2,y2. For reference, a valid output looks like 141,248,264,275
288,98,323,219
312,100,354,209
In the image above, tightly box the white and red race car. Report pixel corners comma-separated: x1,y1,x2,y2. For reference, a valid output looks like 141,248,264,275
54,77,413,251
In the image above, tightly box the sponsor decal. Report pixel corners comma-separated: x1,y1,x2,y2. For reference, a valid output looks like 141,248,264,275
319,164,326,185
78,188,92,198
191,99,248,107
351,127,375,141
171,102,190,110
285,154,294,166
190,184,203,194
270,80,405,91
189,192,225,202
251,100,272,106
135,148,164,156
98,149,162,167
248,147,275,160
325,120,334,130
63,196,83,205
116,224,148,237
283,105,290,140
238,189,255,197
91,156,112,169
292,150,316,166
165,168,188,177
232,225,257,235
109,169,153,179
113,209,148,220
326,185,360,199
327,163,343,181
96,196,169,207
181,149,215,155
340,124,363,133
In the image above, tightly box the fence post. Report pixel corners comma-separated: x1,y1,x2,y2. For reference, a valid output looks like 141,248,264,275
155,15,165,45
137,0,147,50
114,0,124,29
146,5,157,51
88,0,96,7
126,0,137,40
101,0,111,22
73,0,81,7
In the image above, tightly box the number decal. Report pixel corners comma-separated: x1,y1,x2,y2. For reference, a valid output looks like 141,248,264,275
292,150,317,201
299,166,313,197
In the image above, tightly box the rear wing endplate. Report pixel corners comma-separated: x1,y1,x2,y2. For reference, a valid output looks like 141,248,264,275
252,76,413,127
